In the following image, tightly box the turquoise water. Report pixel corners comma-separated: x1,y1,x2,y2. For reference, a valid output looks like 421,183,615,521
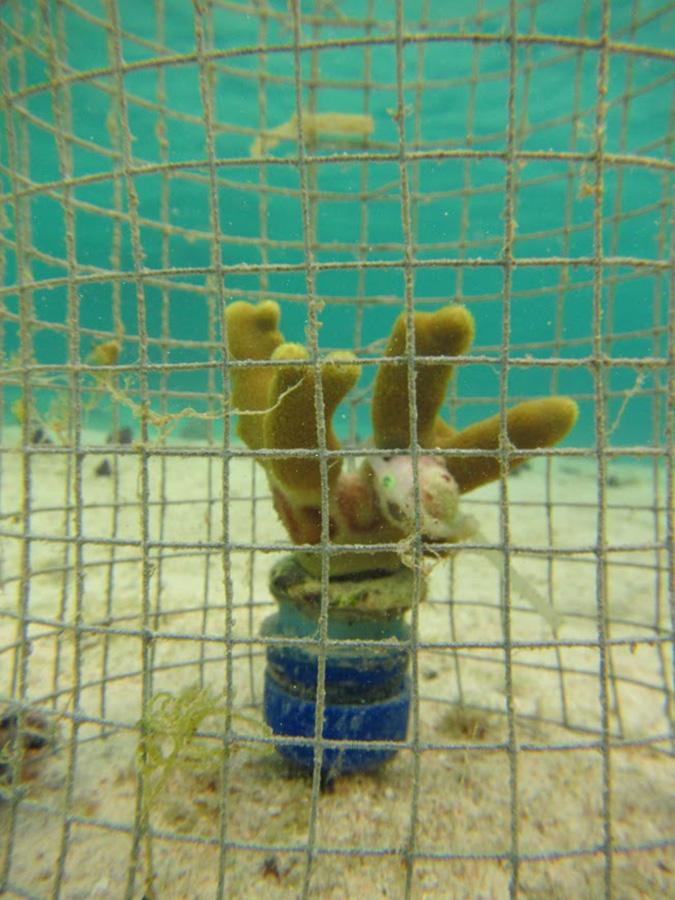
1,1,671,451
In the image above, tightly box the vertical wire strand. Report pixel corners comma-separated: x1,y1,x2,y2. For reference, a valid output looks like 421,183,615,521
392,2,425,895
247,1,272,707
545,0,591,733
192,4,236,897
499,0,521,893
597,0,646,744
591,2,614,895
97,7,127,735
664,170,675,752
286,2,333,895
49,0,76,738
40,4,86,896
653,98,674,750
148,0,172,692
350,0,375,449
0,5,36,891
103,3,155,895
447,0,486,709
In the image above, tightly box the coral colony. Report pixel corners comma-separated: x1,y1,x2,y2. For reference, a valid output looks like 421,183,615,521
225,301,578,602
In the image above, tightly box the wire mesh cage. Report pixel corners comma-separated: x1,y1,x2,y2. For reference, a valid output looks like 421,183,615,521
0,0,673,897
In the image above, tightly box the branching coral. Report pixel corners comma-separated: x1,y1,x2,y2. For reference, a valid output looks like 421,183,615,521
225,301,578,578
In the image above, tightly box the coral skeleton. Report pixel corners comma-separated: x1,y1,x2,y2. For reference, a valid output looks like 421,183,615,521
225,301,578,586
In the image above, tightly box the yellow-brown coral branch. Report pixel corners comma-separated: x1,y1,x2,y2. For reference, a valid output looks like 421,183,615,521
225,301,283,449
263,344,360,501
372,305,475,449
442,397,579,494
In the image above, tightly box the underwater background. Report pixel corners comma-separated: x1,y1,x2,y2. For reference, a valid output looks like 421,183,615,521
0,0,671,451
0,7,673,897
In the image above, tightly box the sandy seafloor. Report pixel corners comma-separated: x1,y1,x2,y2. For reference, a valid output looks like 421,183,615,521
0,427,672,899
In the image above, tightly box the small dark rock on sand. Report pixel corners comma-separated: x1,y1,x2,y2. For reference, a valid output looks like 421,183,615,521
95,458,112,477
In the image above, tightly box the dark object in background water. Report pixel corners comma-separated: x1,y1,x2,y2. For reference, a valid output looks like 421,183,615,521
95,458,112,477
30,427,52,445
509,460,532,477
106,426,133,445
0,708,55,784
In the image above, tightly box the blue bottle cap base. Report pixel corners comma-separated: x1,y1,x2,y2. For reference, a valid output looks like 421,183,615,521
264,669,411,775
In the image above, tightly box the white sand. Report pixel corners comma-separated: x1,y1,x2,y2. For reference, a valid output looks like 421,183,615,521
0,431,672,898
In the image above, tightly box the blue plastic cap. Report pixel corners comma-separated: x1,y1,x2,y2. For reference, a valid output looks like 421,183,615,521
264,668,411,775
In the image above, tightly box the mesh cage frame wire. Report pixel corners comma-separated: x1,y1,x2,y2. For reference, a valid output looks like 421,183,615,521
0,0,673,898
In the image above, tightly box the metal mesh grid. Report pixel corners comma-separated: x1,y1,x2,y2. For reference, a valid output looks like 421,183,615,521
0,0,672,897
